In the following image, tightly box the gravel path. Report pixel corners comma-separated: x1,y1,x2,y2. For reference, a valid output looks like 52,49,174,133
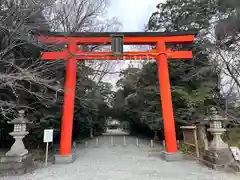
1,134,239,180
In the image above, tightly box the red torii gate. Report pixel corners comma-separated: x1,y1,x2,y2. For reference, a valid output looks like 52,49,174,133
37,31,196,163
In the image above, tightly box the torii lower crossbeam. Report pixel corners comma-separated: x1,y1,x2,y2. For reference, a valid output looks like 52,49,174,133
37,31,196,163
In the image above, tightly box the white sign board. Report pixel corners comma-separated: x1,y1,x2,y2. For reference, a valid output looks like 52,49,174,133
230,146,240,161
43,129,53,143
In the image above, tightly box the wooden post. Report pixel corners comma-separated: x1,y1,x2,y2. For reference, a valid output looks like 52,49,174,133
198,125,209,150
193,128,200,158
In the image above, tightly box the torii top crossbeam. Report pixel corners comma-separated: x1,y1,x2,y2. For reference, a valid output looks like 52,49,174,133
37,31,196,60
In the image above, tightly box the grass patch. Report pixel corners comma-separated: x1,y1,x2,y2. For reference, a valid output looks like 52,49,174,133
224,128,240,148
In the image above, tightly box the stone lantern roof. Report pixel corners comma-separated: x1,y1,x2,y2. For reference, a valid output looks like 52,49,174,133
8,110,28,124
204,107,226,122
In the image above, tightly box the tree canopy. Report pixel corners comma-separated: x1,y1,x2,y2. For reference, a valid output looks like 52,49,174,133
111,0,240,137
0,0,119,148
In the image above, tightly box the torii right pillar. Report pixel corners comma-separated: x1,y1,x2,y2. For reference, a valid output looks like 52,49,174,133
157,41,181,161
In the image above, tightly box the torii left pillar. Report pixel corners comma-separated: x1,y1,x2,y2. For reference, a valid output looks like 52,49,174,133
54,42,78,164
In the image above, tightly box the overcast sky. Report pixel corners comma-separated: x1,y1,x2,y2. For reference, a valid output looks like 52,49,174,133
107,0,161,31
104,0,164,88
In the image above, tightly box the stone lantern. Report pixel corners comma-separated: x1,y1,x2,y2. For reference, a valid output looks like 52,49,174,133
202,107,239,171
2,110,29,162
0,110,35,175
204,107,228,150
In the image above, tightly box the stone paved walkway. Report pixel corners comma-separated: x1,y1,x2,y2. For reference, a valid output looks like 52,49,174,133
1,134,240,180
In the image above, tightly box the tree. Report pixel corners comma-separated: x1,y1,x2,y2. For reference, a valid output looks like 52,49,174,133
0,0,120,148
112,0,222,138
147,0,222,121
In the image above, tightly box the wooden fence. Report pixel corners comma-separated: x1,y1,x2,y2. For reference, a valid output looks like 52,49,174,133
180,126,200,158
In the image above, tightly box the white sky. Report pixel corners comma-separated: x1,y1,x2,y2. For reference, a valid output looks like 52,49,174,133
107,0,161,31
103,0,164,89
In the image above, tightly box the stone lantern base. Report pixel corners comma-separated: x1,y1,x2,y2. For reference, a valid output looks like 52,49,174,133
1,153,29,163
0,154,35,176
0,131,35,176
202,148,240,172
